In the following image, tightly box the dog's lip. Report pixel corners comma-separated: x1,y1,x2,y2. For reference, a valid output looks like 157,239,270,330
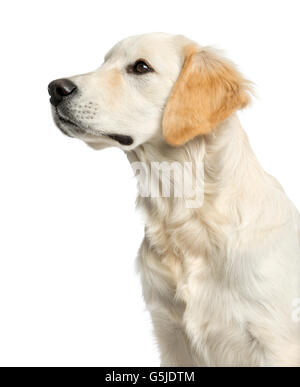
55,108,79,128
107,134,134,146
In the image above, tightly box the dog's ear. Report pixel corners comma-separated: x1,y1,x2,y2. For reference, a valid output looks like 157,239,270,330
163,48,252,146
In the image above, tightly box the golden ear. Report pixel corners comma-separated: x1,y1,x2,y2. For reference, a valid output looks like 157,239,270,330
163,48,252,146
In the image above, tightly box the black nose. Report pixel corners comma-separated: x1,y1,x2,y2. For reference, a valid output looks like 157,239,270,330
48,78,77,107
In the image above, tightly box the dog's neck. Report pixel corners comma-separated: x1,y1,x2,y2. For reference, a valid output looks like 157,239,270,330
126,114,266,265
127,114,260,214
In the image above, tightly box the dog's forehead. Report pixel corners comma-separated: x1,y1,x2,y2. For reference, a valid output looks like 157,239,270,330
104,33,188,66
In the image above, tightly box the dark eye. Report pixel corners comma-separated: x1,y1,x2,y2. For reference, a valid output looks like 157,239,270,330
127,60,154,75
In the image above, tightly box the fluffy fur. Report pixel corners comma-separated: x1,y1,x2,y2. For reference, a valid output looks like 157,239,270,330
50,33,300,367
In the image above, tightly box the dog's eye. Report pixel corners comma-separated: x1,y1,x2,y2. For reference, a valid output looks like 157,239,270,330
127,60,154,75
134,61,151,74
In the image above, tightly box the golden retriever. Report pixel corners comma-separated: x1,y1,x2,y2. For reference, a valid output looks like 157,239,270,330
49,33,300,367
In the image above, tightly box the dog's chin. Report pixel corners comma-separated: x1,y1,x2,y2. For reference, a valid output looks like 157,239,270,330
86,142,112,150
53,114,76,138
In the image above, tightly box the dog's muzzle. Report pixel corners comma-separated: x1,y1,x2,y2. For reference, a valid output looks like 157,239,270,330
48,78,134,147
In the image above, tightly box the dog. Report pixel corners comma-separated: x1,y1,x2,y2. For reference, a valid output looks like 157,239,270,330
49,33,300,367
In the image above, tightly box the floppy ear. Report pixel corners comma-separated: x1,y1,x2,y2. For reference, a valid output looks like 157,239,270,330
162,48,252,146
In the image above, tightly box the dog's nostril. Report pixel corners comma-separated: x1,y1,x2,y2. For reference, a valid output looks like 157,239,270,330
48,78,77,107
56,86,66,96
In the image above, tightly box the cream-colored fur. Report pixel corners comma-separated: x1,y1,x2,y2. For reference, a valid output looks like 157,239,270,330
50,33,300,367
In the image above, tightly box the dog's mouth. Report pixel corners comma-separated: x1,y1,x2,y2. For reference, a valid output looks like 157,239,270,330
54,108,83,137
56,110,79,129
106,134,134,146
53,108,134,146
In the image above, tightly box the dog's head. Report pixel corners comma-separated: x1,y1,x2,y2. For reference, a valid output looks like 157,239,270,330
49,33,251,150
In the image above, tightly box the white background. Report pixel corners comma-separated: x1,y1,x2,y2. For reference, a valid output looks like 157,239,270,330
0,0,299,366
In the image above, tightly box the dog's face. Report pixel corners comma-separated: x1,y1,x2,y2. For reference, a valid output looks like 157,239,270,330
49,33,187,150
49,33,251,149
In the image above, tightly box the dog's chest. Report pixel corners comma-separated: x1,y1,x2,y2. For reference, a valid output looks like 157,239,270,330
138,211,256,365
